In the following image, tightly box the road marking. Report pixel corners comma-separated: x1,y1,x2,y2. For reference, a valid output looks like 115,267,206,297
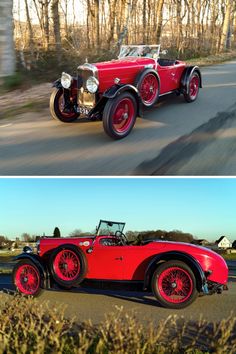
204,82,236,88
0,123,13,128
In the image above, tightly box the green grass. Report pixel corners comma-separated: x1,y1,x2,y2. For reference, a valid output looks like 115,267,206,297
0,295,235,353
222,253,236,261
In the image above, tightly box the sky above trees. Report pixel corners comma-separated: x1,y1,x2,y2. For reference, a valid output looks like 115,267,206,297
0,178,235,241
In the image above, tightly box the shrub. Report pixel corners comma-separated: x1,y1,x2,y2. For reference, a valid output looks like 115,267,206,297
0,295,235,353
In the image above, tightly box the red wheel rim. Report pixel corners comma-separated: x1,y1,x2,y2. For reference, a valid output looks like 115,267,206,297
58,93,77,120
53,250,80,281
158,267,193,304
112,98,135,133
15,264,40,295
140,73,158,105
189,75,199,99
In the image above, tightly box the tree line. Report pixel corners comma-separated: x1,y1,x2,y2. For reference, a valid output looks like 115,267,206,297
1,0,236,78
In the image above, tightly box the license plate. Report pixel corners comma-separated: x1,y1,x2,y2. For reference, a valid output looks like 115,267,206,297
78,107,90,115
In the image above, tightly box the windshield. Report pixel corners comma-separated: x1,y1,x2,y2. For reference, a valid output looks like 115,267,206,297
118,45,160,59
97,220,125,236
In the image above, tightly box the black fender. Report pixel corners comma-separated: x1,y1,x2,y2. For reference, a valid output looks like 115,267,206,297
144,251,206,293
13,253,50,289
103,84,142,117
180,66,202,95
134,68,161,95
52,78,63,89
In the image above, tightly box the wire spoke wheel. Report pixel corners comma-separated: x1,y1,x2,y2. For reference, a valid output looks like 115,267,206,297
158,267,193,303
53,249,81,281
14,263,40,295
152,261,198,309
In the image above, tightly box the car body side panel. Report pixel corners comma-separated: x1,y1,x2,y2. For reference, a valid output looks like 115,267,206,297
158,62,186,94
39,237,228,285
94,57,186,95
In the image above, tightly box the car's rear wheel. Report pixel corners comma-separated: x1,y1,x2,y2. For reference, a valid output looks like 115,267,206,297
152,261,198,309
50,245,87,287
135,72,159,107
50,88,79,122
103,92,137,139
184,72,200,102
13,260,42,296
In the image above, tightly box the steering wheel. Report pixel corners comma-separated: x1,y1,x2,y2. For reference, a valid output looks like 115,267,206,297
115,230,128,245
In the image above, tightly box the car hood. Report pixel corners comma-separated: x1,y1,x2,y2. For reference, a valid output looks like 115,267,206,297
94,57,156,71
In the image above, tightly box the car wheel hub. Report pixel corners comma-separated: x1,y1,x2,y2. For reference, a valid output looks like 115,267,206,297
171,282,177,288
23,277,28,283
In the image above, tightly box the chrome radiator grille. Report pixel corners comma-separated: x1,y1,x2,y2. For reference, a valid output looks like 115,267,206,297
77,63,98,90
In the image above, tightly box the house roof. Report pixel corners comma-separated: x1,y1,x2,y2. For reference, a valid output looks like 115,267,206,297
215,236,230,244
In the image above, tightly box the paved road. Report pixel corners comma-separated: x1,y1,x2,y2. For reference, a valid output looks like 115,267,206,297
1,274,235,325
1,60,236,175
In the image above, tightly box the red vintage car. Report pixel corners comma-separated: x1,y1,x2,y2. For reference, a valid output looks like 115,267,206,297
13,220,227,309
50,45,202,139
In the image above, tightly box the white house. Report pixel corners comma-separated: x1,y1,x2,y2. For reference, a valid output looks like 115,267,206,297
215,236,232,249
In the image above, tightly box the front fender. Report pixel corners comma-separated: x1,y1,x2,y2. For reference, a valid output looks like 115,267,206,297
144,251,207,293
103,84,142,117
180,66,202,94
14,253,50,289
52,78,62,89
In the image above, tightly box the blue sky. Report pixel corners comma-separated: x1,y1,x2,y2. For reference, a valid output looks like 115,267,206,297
0,178,235,241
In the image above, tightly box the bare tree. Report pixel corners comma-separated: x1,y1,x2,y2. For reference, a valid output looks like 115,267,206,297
51,0,62,62
219,0,232,52
0,0,15,77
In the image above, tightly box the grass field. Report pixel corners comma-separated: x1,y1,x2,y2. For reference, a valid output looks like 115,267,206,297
0,295,235,354
222,253,236,261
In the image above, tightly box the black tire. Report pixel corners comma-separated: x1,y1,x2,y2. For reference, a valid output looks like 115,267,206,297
50,245,87,287
12,260,43,297
102,92,137,139
184,72,200,103
50,88,79,122
151,260,198,309
134,70,159,107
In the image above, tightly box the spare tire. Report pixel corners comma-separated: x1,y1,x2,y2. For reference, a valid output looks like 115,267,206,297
50,245,87,287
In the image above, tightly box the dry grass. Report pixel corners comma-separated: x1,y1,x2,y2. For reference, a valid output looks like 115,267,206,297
0,295,235,353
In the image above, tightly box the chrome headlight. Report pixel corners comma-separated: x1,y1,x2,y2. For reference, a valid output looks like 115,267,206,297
86,76,99,93
61,72,72,89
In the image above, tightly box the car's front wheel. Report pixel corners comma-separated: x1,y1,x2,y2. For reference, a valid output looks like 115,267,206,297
152,261,198,309
103,92,137,139
50,88,79,122
13,260,43,296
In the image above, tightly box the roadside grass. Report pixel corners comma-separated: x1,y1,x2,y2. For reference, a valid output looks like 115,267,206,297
0,295,235,353
222,253,236,261
186,50,236,66
0,100,49,120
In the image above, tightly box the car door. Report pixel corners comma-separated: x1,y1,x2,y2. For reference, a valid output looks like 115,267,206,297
158,65,178,94
86,238,124,280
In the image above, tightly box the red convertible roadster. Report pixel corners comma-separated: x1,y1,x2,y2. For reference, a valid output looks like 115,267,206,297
50,45,202,139
13,220,227,309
